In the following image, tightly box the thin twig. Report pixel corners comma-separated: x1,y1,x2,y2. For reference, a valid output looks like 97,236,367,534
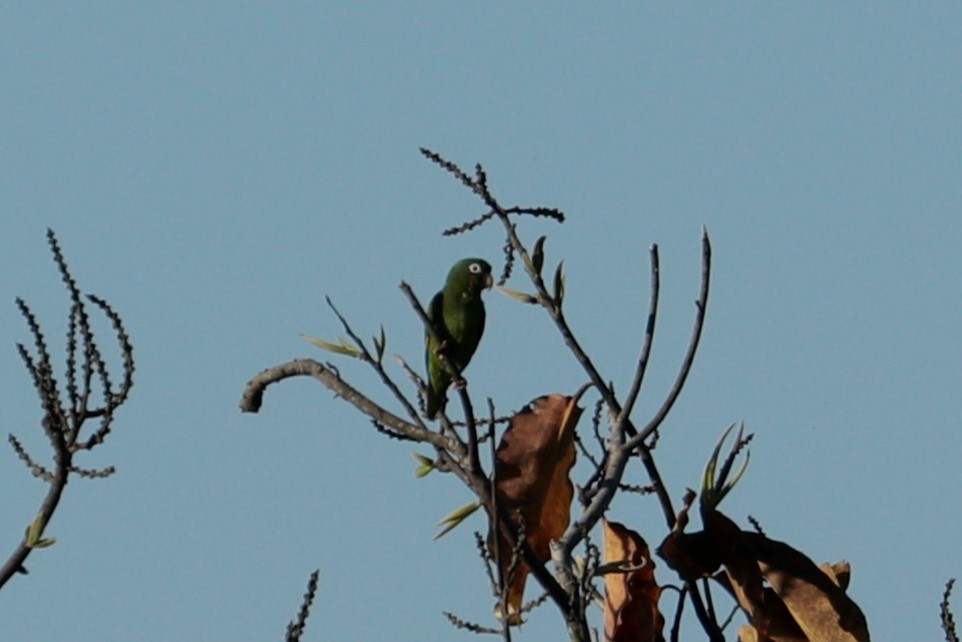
442,611,501,635
625,228,711,449
943,579,959,642
617,244,660,425
285,570,320,642
327,296,427,430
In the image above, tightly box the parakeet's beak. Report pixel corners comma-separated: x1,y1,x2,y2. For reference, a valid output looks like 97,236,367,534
484,274,494,289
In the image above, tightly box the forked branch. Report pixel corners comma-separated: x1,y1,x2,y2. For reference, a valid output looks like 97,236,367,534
1,230,135,590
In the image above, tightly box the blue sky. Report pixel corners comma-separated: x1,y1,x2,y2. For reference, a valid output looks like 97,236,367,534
1,3,960,640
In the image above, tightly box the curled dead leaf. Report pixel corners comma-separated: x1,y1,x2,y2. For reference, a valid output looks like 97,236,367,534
603,520,665,642
705,512,870,642
489,393,582,617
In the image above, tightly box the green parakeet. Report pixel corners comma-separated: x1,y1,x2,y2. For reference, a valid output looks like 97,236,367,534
424,258,494,419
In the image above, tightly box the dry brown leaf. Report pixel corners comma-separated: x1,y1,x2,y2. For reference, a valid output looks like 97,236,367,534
603,520,665,642
658,530,722,581
704,511,803,641
663,507,869,642
738,624,792,642
713,518,869,642
820,561,851,591
490,393,582,618
721,554,807,642
658,508,739,581
746,534,870,642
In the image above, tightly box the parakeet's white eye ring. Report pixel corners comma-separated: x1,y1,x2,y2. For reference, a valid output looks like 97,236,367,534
469,263,482,274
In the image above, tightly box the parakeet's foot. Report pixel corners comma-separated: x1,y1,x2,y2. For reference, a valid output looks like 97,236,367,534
453,379,467,391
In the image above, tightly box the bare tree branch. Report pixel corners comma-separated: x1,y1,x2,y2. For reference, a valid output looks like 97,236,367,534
2,230,135,590
617,244,660,427
240,358,454,452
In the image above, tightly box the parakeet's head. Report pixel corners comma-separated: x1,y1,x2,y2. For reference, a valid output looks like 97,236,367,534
446,258,494,295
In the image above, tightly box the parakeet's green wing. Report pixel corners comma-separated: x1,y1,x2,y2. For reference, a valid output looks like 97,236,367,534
443,293,485,368
425,290,450,419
